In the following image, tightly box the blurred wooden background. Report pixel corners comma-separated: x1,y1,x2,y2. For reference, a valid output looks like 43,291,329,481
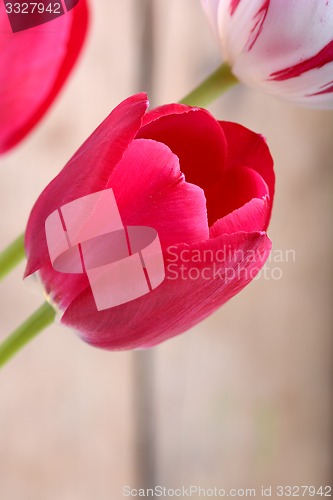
0,1,332,498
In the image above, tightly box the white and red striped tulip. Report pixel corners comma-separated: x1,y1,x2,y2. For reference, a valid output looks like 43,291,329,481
201,0,333,108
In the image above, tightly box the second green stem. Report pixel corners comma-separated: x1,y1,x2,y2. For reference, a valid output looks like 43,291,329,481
0,302,56,369
0,233,25,281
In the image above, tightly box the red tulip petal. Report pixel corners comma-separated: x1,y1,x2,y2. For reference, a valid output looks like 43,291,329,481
107,138,209,247
0,0,89,154
220,121,275,223
206,165,269,227
140,103,191,127
137,105,228,191
25,93,149,277
210,197,269,237
60,231,271,349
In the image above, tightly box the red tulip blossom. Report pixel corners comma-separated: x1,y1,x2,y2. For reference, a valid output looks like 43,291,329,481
0,0,89,154
25,93,275,350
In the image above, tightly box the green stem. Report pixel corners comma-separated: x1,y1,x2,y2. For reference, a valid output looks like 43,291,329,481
180,62,238,107
0,302,56,369
0,233,25,281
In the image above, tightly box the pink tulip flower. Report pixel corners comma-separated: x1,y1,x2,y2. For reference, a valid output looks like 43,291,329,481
25,93,275,350
0,0,89,154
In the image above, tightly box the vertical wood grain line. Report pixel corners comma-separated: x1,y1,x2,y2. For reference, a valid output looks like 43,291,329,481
133,0,157,496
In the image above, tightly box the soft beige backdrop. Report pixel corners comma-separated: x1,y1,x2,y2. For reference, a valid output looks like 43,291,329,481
0,1,332,499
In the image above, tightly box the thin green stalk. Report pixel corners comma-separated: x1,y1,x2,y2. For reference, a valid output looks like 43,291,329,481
180,62,238,107
0,233,25,281
0,302,56,369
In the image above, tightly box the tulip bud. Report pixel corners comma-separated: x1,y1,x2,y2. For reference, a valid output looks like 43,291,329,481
201,0,333,108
